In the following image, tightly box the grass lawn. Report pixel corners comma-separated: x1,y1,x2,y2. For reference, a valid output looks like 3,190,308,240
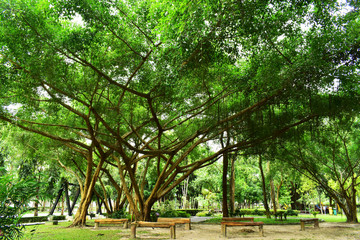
22,220,127,240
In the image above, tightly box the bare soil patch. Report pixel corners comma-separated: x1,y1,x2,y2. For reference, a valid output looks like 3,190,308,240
109,222,360,240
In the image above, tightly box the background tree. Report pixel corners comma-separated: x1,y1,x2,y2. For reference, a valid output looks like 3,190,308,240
278,117,360,222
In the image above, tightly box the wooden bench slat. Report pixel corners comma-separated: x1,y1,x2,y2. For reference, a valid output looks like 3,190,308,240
131,221,176,239
137,221,175,228
221,221,263,226
95,219,128,223
94,218,128,229
222,217,254,222
221,221,264,237
157,217,191,230
300,218,318,222
157,218,190,223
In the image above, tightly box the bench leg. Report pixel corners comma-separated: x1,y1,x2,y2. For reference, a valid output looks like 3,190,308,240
170,225,176,239
185,223,191,230
314,220,319,228
131,224,137,239
221,224,227,237
94,222,99,228
300,222,305,231
259,225,264,237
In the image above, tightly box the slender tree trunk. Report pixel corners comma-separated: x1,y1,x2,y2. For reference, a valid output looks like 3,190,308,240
34,200,39,217
222,151,229,217
42,200,46,212
182,176,190,209
61,195,64,215
259,155,271,218
229,155,236,214
270,179,277,214
276,179,283,209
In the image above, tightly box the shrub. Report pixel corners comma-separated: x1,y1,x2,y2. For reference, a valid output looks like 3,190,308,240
253,209,263,216
0,172,40,240
196,210,213,217
160,210,190,218
285,209,299,217
311,210,319,217
109,209,129,219
150,211,160,222
179,209,205,216
18,216,48,223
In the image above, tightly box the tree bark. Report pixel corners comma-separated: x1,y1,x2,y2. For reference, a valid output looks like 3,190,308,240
70,152,105,226
222,151,229,217
270,179,277,214
229,154,236,214
259,155,271,218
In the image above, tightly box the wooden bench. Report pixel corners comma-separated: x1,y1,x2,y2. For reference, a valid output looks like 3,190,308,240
131,221,176,239
221,221,264,237
222,217,254,222
94,218,129,229
300,218,319,231
157,217,191,230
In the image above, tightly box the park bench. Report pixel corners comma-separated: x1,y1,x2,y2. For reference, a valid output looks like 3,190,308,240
300,218,319,231
131,221,176,239
222,217,254,222
157,217,191,230
94,218,129,229
221,220,264,237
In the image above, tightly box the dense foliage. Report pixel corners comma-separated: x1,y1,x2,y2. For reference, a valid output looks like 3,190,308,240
0,0,359,225
0,171,39,239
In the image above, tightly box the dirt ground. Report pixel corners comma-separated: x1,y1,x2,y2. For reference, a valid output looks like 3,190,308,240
115,222,360,240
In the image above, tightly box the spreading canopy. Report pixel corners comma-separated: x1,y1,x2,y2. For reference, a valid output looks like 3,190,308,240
0,0,359,221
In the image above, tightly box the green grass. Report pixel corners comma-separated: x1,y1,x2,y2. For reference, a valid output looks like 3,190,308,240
23,221,126,240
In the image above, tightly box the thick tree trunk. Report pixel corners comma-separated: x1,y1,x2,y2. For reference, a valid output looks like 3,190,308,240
341,185,358,223
290,182,302,210
222,151,229,217
143,199,156,221
70,152,105,226
259,155,271,218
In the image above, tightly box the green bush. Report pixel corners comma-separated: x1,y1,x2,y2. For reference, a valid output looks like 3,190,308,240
0,172,40,240
53,215,66,221
160,210,190,218
18,216,48,223
179,209,205,216
230,209,245,217
311,210,319,217
235,208,299,217
285,209,299,217
196,210,213,217
109,209,129,219
150,211,160,222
